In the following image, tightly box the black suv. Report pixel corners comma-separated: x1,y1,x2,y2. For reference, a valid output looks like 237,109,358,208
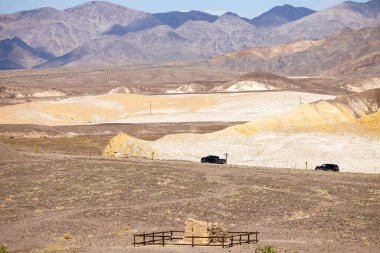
315,164,339,172
201,155,226,164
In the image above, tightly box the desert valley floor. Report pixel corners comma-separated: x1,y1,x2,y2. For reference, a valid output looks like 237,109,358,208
1,151,379,253
1,66,380,253
1,85,380,252
1,0,380,252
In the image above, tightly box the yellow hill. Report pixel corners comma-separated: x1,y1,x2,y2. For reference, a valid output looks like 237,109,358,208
102,89,380,161
102,133,156,159
358,111,380,135
218,100,358,136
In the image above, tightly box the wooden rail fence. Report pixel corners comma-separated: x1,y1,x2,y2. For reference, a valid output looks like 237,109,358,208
133,230,259,248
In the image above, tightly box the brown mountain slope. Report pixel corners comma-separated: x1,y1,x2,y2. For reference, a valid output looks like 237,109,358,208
206,25,380,76
330,88,380,117
209,40,324,63
342,77,380,92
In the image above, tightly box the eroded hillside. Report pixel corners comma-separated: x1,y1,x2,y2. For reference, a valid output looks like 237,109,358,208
103,90,380,173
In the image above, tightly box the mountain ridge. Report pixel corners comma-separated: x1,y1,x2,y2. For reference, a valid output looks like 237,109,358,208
153,10,218,29
0,0,379,70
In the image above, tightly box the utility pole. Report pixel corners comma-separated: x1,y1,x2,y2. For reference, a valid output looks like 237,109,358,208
26,98,31,109
225,153,228,164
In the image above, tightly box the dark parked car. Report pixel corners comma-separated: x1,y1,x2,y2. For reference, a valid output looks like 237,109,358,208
315,164,339,172
201,155,226,164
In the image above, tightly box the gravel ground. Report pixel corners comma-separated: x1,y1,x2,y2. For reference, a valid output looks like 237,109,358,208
0,153,379,253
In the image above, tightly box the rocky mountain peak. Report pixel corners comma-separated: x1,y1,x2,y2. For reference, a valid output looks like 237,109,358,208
67,0,129,10
251,4,316,27
216,12,253,27
220,12,240,18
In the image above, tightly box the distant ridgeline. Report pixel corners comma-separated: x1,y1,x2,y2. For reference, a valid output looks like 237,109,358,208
0,0,379,72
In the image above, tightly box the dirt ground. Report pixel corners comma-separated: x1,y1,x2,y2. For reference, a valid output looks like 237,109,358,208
0,122,244,140
0,63,350,108
0,147,379,253
0,122,243,159
0,64,238,101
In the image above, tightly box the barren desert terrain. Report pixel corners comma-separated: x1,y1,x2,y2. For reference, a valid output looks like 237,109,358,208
0,149,379,253
1,1,380,252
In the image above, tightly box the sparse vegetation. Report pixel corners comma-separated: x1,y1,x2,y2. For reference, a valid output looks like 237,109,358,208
124,224,132,233
63,233,73,240
0,244,8,253
111,229,121,237
255,245,278,253
255,246,299,253
0,150,379,252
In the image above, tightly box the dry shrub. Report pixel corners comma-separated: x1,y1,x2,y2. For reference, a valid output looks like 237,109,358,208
111,229,120,237
63,233,73,240
256,245,278,253
124,224,132,233
0,244,8,253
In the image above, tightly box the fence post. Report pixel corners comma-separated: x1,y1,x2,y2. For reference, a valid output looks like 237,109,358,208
170,231,173,241
230,235,234,247
153,232,155,244
222,237,225,248
133,235,135,246
256,232,258,242
162,232,165,246
192,236,194,247
239,234,242,245
143,232,146,245
248,233,250,244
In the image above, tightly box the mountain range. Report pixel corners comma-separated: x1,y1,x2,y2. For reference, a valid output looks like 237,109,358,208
0,0,379,71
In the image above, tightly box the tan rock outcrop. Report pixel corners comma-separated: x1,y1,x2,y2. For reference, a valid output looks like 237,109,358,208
184,218,228,245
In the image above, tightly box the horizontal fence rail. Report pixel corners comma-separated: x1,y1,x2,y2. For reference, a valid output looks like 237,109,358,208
133,230,259,248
